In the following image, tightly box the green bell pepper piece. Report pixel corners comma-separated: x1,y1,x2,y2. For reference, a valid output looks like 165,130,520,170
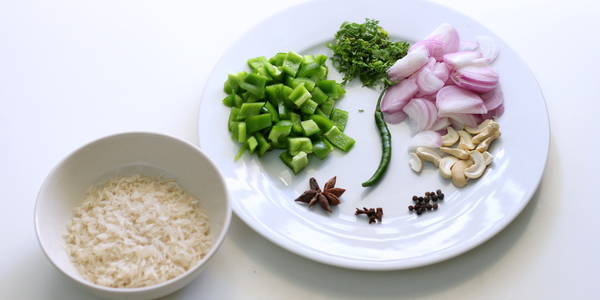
331,108,349,132
300,119,320,136
234,122,247,143
288,83,311,108
289,112,303,134
277,103,291,120
240,73,268,98
310,114,334,132
287,78,316,92
314,108,328,118
262,102,279,122
222,94,239,107
280,151,308,174
291,151,309,173
247,56,268,69
238,102,265,120
265,84,283,104
312,137,333,159
269,52,287,66
310,66,328,82
224,72,247,95
246,114,272,134
268,121,292,144
324,126,355,152
317,80,345,100
281,51,303,77
310,87,328,104
300,99,318,115
246,136,258,153
242,91,259,103
228,107,240,132
315,54,327,65
319,99,335,117
297,55,321,78
255,133,271,156
234,144,246,161
288,137,312,155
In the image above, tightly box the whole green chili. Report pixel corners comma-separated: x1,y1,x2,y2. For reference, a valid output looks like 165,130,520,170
362,87,392,187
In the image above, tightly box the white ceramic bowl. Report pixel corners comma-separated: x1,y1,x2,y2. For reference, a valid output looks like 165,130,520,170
34,132,231,299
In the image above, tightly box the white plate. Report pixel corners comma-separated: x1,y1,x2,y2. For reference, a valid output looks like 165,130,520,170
198,0,549,270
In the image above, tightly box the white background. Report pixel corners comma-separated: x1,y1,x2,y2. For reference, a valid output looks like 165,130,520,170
1,0,598,299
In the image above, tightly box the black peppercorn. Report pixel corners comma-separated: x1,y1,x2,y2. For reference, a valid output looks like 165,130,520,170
408,205,414,211
412,196,418,202
433,203,438,209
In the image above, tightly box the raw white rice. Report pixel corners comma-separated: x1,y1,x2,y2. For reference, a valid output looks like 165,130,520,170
64,175,211,288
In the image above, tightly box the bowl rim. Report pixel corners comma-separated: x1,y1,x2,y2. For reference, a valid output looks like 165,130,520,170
33,131,232,293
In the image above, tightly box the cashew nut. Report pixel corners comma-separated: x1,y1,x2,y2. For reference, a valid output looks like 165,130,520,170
416,147,442,167
408,152,423,173
476,130,501,152
458,130,475,150
464,151,487,179
451,159,472,188
472,121,500,144
442,127,459,146
482,151,494,165
439,156,458,179
465,119,493,135
440,147,471,160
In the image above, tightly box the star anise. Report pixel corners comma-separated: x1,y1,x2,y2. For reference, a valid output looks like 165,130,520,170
355,207,383,224
294,176,345,212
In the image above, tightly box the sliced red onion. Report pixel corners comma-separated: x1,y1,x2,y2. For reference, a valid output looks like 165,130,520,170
410,39,445,62
460,40,479,51
381,77,418,114
382,111,407,124
443,51,486,70
403,98,438,134
450,65,499,93
432,62,449,83
388,46,430,82
480,104,504,120
481,87,504,111
445,113,481,129
407,130,442,151
424,23,460,58
436,85,487,116
430,117,451,131
416,60,445,95
476,36,499,63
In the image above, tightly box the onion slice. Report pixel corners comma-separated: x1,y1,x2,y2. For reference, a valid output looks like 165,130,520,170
481,86,504,111
443,51,486,70
403,98,438,134
416,59,445,95
381,77,419,113
424,23,460,59
450,65,499,93
432,62,449,83
436,85,488,116
408,130,442,151
382,111,407,124
445,113,481,129
430,117,451,131
476,36,499,63
388,46,430,82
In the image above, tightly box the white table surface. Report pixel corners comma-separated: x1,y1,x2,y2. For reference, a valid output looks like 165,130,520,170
1,0,598,299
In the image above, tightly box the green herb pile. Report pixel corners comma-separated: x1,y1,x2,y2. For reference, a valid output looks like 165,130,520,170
328,19,409,87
